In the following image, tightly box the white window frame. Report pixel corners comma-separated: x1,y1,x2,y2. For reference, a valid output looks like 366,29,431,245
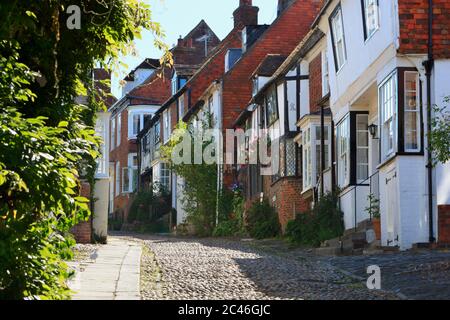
356,114,369,183
122,153,138,194
302,123,332,192
160,162,171,191
379,71,397,161
163,109,171,144
110,117,116,151
314,125,331,180
178,95,185,121
128,111,152,139
362,0,380,40
404,71,421,152
115,161,120,197
322,50,330,97
337,115,350,187
330,6,347,72
171,72,178,95
117,113,121,147
302,127,312,191
95,116,108,178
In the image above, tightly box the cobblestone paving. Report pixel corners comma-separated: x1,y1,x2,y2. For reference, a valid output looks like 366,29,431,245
322,250,450,300
131,235,397,300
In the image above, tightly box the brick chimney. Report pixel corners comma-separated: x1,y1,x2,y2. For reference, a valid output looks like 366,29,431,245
233,0,259,29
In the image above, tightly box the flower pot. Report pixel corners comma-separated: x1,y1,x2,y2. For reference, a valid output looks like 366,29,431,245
372,218,381,240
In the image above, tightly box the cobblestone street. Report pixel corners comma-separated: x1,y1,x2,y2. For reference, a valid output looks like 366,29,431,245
127,235,397,300
323,251,450,300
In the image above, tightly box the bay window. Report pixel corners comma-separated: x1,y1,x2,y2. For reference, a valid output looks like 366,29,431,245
356,114,369,182
336,112,369,187
403,72,420,152
129,111,152,139
330,5,347,71
378,68,422,162
337,115,350,187
302,124,332,191
303,127,312,189
380,72,397,160
361,0,379,40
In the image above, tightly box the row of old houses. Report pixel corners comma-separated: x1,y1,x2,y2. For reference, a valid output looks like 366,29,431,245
105,0,450,250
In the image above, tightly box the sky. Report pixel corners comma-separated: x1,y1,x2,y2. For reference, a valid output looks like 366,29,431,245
111,0,278,98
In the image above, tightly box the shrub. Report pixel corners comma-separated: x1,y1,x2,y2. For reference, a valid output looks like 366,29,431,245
213,187,246,237
128,189,171,225
246,199,280,239
285,191,344,246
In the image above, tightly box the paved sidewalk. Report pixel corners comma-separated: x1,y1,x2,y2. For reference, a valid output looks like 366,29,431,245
69,237,142,300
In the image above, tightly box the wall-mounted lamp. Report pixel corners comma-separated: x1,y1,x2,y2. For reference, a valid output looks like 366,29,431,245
368,123,378,139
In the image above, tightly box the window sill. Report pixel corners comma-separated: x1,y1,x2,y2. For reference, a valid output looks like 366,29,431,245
335,62,347,76
364,27,379,44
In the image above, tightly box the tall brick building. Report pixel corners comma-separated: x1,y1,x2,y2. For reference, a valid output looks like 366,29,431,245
109,20,219,222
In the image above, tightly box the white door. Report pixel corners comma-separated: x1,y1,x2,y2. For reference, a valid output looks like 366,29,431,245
385,169,399,246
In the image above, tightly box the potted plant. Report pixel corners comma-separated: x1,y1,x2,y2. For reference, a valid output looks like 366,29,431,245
366,194,381,240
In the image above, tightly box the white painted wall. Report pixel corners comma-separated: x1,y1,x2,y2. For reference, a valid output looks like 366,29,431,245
340,185,370,230
322,0,397,110
176,176,187,225
93,178,109,240
299,61,310,119
286,79,297,132
433,60,450,205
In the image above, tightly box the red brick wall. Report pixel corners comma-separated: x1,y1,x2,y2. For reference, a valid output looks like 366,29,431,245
398,0,450,58
222,0,322,137
109,108,138,220
129,69,171,105
266,177,310,232
71,182,92,244
309,53,322,114
439,205,450,244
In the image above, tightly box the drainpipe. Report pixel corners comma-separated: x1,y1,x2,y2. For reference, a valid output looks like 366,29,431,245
423,0,435,243
216,80,223,227
320,104,325,196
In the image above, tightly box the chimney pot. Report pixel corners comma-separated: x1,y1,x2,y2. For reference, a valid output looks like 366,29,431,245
233,0,258,29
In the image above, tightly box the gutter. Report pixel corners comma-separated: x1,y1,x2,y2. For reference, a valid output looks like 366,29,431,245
423,0,435,243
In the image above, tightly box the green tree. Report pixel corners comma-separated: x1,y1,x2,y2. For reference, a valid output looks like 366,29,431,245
161,118,222,236
429,97,450,164
0,1,170,299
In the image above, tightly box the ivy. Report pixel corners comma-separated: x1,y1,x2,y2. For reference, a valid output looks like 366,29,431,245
0,1,170,299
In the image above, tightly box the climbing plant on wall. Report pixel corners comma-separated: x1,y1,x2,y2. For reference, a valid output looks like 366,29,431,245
0,1,170,299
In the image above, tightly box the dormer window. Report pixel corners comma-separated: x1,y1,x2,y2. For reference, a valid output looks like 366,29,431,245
172,73,187,95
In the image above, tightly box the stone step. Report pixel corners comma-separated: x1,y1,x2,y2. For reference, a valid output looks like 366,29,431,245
314,246,343,256
357,219,374,230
